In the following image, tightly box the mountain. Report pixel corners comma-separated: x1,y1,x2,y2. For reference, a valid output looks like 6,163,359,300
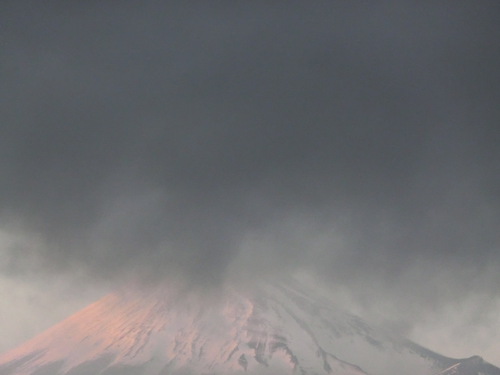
0,279,498,375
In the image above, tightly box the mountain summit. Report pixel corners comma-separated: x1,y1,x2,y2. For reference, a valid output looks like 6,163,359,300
0,280,498,375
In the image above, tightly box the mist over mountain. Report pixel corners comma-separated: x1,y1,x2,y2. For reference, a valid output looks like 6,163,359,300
0,279,498,375
0,1,499,366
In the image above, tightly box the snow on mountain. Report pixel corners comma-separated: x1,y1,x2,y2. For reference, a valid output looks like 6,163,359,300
0,279,498,375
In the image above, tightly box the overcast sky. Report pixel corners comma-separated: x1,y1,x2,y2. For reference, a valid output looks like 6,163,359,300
1,1,499,366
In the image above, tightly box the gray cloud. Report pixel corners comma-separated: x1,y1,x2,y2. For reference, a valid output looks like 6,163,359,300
1,1,500,359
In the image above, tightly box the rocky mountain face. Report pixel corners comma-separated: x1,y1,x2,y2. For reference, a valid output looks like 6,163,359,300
0,280,498,375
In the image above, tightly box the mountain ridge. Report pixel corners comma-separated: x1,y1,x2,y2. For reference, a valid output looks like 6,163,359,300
0,280,498,375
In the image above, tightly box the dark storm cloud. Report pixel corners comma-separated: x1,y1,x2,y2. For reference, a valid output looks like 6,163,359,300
0,0,499,304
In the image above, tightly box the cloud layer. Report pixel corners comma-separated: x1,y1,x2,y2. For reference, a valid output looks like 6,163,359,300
1,2,499,359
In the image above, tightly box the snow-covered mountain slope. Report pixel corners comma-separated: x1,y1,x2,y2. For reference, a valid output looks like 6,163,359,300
0,280,498,375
